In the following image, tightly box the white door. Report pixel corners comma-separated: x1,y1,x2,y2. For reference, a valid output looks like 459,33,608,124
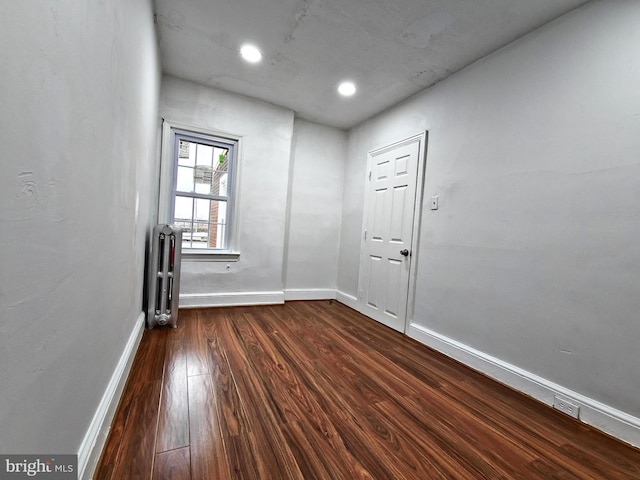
359,135,423,332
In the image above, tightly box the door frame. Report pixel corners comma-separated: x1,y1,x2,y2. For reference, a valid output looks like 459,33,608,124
357,131,428,333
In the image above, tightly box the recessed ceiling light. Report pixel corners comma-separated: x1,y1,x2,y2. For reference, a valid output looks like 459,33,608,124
240,44,262,63
338,81,356,97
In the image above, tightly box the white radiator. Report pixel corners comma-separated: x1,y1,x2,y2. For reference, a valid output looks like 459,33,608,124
147,224,182,328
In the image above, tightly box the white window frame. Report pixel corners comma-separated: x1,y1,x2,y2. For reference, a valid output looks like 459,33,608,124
159,120,241,260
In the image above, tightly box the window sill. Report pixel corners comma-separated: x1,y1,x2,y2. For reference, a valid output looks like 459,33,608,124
181,251,240,262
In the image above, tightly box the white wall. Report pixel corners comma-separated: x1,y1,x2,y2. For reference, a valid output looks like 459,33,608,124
160,76,296,306
0,0,160,465
160,79,347,305
340,0,640,442
284,120,346,299
337,127,372,302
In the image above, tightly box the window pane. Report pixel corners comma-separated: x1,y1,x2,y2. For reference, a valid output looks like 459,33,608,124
213,148,229,169
181,230,194,249
174,196,193,223
176,166,194,193
190,222,209,248
211,221,226,249
209,200,227,249
213,150,229,197
194,165,213,194
216,172,228,196
178,140,195,167
173,196,194,248
196,144,213,167
194,198,210,222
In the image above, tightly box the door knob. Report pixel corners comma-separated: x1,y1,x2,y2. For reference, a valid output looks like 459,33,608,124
400,249,409,257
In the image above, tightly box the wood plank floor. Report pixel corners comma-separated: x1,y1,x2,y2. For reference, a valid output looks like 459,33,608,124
95,301,640,479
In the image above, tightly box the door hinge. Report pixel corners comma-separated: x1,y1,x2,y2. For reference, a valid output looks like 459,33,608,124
364,230,367,241
368,171,372,181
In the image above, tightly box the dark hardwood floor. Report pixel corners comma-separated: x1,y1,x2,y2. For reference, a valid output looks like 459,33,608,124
95,301,640,479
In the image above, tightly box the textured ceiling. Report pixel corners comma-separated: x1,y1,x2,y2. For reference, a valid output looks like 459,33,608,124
153,0,590,129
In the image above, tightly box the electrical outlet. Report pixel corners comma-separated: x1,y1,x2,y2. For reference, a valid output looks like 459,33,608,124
553,395,580,419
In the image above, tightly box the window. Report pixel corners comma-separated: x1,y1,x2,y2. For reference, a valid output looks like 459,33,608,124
170,128,237,252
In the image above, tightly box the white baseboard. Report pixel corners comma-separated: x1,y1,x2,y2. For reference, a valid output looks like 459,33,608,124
179,290,285,308
178,288,358,309
408,322,640,448
78,312,145,480
179,288,360,308
284,288,337,301
335,290,359,311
